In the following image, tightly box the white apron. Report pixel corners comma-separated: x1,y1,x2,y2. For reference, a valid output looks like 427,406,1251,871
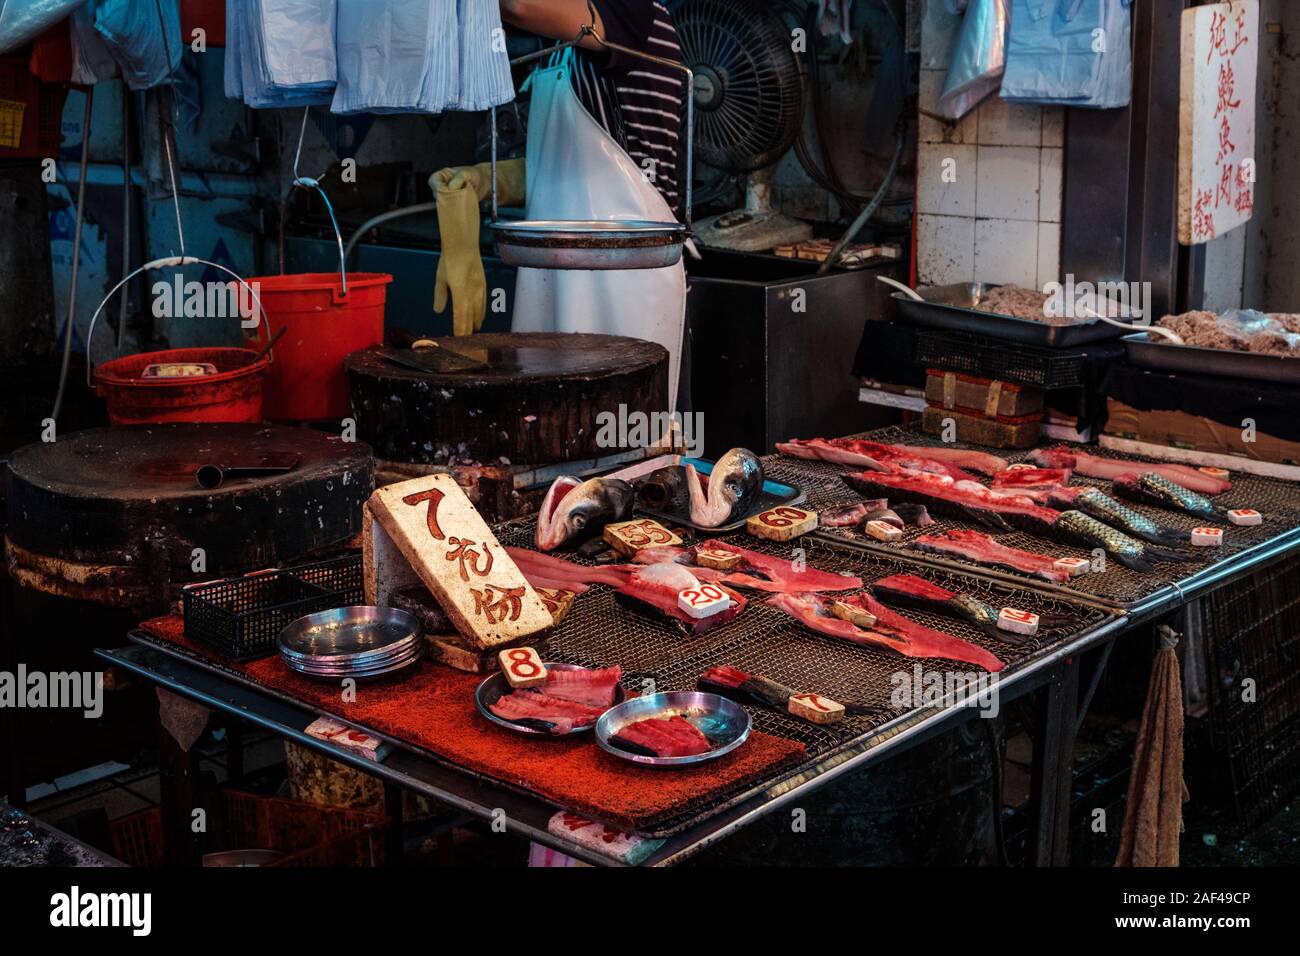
511,51,687,410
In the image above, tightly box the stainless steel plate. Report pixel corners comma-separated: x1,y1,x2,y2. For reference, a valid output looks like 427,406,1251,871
595,692,752,767
1121,332,1300,385
277,606,420,664
892,283,1127,348
283,643,423,680
492,219,685,271
476,663,627,737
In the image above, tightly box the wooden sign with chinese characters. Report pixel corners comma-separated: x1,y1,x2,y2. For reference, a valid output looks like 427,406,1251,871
1178,0,1258,245
367,475,552,649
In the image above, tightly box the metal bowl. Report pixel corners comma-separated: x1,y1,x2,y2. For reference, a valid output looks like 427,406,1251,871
476,663,627,738
492,220,685,270
278,606,420,664
595,691,752,767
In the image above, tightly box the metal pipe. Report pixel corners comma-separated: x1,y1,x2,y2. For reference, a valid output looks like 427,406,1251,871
51,87,94,422
343,202,439,266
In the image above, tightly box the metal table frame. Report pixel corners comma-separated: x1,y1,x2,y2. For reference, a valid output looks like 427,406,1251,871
86,521,1300,867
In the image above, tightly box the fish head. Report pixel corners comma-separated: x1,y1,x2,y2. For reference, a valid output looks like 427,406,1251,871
698,448,764,526
535,476,633,551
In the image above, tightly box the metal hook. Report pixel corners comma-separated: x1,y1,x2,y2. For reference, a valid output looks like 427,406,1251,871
282,107,348,294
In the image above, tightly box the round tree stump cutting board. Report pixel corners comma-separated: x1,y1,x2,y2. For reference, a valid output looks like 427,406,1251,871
4,424,373,608
345,332,669,466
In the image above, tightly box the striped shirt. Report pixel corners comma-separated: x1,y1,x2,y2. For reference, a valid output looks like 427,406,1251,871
564,0,686,219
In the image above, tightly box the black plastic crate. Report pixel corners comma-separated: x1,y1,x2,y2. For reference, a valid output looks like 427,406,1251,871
913,329,1086,388
183,553,364,661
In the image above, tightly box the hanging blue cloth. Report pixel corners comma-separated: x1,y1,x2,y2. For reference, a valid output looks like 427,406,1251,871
331,0,513,114
451,0,514,111
75,0,183,91
1000,0,1132,108
228,0,340,108
225,0,336,108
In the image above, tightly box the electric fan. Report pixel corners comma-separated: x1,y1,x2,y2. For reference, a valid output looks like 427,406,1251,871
672,0,811,251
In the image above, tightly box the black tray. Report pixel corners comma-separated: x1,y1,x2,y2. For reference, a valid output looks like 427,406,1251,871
893,283,1127,348
1121,333,1300,386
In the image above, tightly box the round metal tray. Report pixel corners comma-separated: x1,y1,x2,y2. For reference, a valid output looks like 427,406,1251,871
278,606,420,664
491,219,685,271
283,645,423,681
475,663,627,737
595,691,752,767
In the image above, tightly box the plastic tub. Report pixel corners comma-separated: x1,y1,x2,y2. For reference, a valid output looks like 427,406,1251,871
94,347,269,425
246,272,392,421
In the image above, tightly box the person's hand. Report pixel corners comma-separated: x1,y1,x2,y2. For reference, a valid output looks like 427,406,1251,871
429,160,527,336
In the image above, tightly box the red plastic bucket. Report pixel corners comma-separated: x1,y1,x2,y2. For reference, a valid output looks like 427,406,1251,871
94,347,269,425
246,272,391,421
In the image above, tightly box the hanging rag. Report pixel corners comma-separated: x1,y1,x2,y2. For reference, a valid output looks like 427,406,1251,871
817,0,855,45
1114,626,1187,867
1000,0,1132,108
70,3,120,85
331,0,455,114
0,0,83,54
331,0,512,114
452,0,514,111
937,0,1010,121
90,0,184,91
225,0,335,108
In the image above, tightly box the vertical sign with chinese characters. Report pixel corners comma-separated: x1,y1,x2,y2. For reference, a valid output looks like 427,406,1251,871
1178,0,1258,246
367,475,552,649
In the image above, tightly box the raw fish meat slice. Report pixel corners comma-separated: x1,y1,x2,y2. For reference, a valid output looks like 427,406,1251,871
701,542,861,593
613,715,712,757
870,574,1052,645
820,500,883,527
544,665,623,707
1030,446,1230,495
615,564,747,633
910,530,1071,582
489,691,608,734
844,470,1061,531
777,438,979,481
767,592,1004,672
632,543,861,593
889,444,1008,477
991,467,1072,490
506,547,634,590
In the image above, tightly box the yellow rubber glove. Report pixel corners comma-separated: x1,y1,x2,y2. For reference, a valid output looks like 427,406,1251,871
430,160,527,336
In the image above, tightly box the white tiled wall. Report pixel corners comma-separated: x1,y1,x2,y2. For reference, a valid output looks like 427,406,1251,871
916,3,1065,290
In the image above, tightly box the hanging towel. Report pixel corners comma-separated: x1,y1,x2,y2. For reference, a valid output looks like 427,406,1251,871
332,0,453,114
332,0,513,114
1000,0,1132,108
70,3,120,86
224,0,335,108
452,0,513,111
